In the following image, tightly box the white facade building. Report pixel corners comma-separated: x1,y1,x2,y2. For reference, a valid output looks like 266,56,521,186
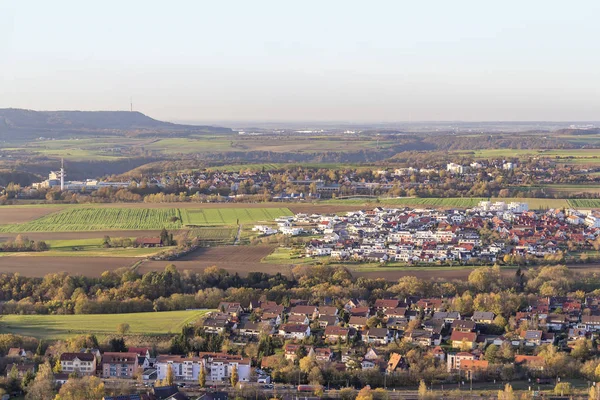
156,354,251,383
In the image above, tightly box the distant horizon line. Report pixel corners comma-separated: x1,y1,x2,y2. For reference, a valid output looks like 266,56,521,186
1,107,599,126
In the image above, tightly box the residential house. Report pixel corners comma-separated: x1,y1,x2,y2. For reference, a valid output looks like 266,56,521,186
580,315,600,332
283,344,314,361
289,306,318,320
279,324,311,340
451,320,476,332
447,352,475,372
386,353,403,374
363,328,393,345
203,318,235,335
460,360,489,379
5,363,35,378
60,352,97,376
314,348,334,362
348,316,368,330
318,315,339,328
472,311,495,324
374,299,400,311
449,331,477,349
324,326,350,343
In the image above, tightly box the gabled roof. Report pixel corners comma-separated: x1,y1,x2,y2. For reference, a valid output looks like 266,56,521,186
280,323,309,333
450,331,477,342
60,352,96,362
366,328,389,338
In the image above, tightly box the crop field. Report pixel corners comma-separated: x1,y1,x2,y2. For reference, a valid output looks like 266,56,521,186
544,185,600,195
511,184,600,196
568,199,600,208
190,227,237,245
0,310,211,340
142,136,397,155
180,207,292,226
0,208,183,232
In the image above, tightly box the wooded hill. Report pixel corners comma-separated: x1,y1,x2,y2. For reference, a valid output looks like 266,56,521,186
0,108,232,139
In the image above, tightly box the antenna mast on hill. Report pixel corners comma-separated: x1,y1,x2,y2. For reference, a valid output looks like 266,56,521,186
130,97,133,112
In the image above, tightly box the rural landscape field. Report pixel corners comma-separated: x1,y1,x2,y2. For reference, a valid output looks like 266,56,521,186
0,310,211,340
4,3,600,398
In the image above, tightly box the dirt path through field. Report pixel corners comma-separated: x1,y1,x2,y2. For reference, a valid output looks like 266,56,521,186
233,225,242,245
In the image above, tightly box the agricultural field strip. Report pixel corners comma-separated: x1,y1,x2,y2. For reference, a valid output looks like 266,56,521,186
0,207,294,232
180,207,292,226
0,208,182,232
0,310,211,340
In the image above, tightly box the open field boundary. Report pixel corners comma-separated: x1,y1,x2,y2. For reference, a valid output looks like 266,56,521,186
0,309,212,340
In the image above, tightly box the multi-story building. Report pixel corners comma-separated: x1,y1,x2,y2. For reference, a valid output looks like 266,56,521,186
60,352,97,376
101,352,139,378
155,353,251,383
155,355,202,381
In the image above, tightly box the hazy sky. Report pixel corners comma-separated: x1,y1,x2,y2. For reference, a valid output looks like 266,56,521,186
1,1,599,123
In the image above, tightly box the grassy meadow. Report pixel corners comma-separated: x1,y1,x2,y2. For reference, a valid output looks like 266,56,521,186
180,207,292,226
0,238,167,258
0,310,211,340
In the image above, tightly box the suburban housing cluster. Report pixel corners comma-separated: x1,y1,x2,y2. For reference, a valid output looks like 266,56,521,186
196,295,600,382
253,201,600,265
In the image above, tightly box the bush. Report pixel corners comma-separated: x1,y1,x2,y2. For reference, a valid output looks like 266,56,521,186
554,382,572,395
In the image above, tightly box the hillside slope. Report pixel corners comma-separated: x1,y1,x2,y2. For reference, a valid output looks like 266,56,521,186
0,108,232,138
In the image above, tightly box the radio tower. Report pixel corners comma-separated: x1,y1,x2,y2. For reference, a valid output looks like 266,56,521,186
130,97,133,112
60,158,65,191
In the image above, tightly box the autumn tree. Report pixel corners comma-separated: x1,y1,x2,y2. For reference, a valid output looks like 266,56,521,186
417,380,427,399
554,382,572,396
198,365,206,388
356,385,374,400
498,383,515,400
165,364,174,386
116,323,130,336
54,376,104,400
25,362,55,400
590,384,600,400
230,363,239,387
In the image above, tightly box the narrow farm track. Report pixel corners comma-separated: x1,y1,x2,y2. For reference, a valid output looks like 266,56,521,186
233,224,242,245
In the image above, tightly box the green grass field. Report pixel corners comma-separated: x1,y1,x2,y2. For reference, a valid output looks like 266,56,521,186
0,208,183,232
190,227,237,244
262,247,314,265
0,310,211,340
180,207,292,226
0,238,167,258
